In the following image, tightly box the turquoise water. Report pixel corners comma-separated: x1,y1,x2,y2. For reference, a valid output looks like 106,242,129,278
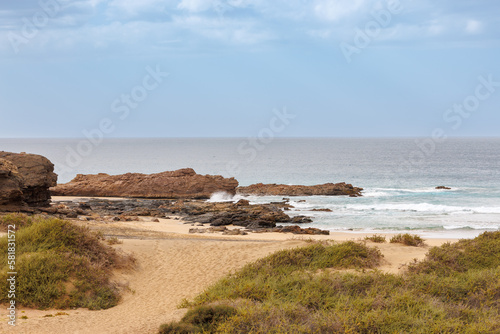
1,138,499,238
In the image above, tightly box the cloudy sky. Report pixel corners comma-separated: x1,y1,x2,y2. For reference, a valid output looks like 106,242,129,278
1,0,499,138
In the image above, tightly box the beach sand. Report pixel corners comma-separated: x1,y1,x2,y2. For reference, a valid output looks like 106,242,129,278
1,199,456,334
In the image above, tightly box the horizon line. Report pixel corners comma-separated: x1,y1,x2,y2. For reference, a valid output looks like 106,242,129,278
1,136,500,140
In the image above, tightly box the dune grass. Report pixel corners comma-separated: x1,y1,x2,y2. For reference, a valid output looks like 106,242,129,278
364,234,387,243
0,214,133,310
390,233,425,247
161,233,500,333
0,213,34,231
159,305,238,334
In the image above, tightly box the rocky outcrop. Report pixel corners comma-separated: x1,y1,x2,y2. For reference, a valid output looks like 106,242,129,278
0,159,25,207
237,182,363,197
311,208,333,212
181,203,313,229
189,225,329,235
0,151,57,207
50,168,238,199
49,197,313,230
436,186,451,190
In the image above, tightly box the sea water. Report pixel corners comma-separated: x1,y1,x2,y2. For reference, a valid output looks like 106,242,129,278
1,138,499,238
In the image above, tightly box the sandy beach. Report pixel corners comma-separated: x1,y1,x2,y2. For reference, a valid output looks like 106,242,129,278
0,198,457,334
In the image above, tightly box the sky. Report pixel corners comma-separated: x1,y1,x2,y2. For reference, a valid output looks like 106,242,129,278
0,0,499,138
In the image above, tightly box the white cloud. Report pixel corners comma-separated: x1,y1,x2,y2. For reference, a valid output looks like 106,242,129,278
0,0,498,58
173,14,272,44
465,19,482,34
87,0,106,7
108,0,171,16
314,0,368,21
177,0,215,12
176,0,253,14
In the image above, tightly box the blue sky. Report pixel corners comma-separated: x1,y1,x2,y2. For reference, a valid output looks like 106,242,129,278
1,0,499,138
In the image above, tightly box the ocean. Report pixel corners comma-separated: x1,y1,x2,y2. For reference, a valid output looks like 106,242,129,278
1,137,499,238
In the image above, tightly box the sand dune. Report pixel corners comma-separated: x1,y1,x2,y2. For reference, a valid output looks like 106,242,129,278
0,217,453,334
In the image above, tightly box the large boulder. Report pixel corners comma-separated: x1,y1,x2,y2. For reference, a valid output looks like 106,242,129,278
50,168,238,199
0,159,25,207
237,182,363,197
0,152,58,207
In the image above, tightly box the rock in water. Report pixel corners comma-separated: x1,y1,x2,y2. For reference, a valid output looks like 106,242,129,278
237,182,363,197
0,151,58,207
50,168,238,199
0,159,25,207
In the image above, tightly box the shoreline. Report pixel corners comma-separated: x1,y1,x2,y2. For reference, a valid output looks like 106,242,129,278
51,195,474,239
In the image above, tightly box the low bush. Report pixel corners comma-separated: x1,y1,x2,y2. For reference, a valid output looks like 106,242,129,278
158,322,201,334
364,234,386,243
409,231,500,275
107,236,123,245
390,233,425,246
0,213,34,231
159,305,237,333
0,214,133,310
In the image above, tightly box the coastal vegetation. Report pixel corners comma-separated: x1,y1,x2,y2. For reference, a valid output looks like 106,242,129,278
0,214,133,310
364,234,387,243
390,233,426,246
162,233,500,333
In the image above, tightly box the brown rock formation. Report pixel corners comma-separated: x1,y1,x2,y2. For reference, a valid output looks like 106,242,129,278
0,159,25,207
435,186,451,190
50,168,238,199
237,182,363,197
50,197,320,230
0,151,57,207
311,208,333,212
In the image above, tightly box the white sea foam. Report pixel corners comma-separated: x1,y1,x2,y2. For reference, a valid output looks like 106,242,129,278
207,192,250,203
363,190,392,197
288,200,313,209
444,224,500,230
365,187,458,195
343,203,500,214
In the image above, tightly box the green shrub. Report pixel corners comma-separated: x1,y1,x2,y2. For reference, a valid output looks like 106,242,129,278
390,233,425,246
364,234,387,243
159,305,237,333
0,215,117,267
0,213,34,231
0,214,132,310
243,241,383,273
182,305,237,331
409,231,500,275
107,236,123,245
158,322,201,334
